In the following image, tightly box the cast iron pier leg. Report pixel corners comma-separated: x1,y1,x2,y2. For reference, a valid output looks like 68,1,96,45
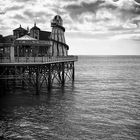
22,67,25,89
36,66,39,95
72,62,75,82
48,64,51,90
62,62,65,85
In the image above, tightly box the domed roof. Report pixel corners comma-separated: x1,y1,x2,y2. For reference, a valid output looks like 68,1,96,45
52,15,63,26
30,23,40,30
54,15,62,21
13,25,27,31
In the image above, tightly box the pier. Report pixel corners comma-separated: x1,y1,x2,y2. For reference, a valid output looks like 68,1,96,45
0,56,77,94
0,15,78,94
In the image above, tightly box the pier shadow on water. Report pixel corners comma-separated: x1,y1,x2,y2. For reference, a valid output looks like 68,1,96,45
0,83,76,140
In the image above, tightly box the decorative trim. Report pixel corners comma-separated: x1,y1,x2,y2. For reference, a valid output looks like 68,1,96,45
51,39,69,50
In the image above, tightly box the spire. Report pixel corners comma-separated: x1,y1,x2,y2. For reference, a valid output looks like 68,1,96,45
20,24,21,28
34,22,36,27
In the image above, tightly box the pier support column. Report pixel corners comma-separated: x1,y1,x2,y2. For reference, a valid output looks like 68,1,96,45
48,64,51,90
10,45,15,62
62,62,65,85
29,66,32,81
35,66,39,95
22,67,25,89
6,68,9,92
13,66,16,90
72,62,75,82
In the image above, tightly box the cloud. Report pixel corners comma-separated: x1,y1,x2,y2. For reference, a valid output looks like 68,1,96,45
0,0,140,41
63,0,140,32
66,26,140,40
24,10,34,18
23,10,53,23
6,5,24,11
135,0,140,3
64,1,105,19
110,32,140,40
12,14,26,20
118,0,140,15
13,0,36,3
132,18,140,27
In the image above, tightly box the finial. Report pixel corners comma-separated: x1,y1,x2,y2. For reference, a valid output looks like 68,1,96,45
27,26,29,32
20,24,21,27
34,22,36,27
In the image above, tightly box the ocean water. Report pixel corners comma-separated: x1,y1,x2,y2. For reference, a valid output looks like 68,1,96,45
0,55,140,140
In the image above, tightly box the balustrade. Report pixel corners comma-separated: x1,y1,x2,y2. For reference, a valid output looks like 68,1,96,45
0,56,78,63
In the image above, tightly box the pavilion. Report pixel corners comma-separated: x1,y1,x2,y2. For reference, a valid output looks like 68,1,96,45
14,35,50,57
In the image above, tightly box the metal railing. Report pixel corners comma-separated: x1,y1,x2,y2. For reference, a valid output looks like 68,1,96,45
0,56,78,64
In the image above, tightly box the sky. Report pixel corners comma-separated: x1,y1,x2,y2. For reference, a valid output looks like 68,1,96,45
0,0,140,55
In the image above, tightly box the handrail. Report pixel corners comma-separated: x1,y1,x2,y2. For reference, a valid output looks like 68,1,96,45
0,56,78,63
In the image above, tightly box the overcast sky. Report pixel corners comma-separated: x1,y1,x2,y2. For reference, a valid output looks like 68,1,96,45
0,0,140,55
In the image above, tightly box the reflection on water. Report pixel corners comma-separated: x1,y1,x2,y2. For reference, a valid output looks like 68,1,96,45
0,56,140,140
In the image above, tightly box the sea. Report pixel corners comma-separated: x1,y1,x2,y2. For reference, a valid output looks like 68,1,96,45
0,55,140,140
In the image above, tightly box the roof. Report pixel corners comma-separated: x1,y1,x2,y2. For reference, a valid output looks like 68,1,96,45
30,23,40,31
16,35,37,41
0,35,15,43
15,35,50,46
30,26,40,30
13,25,27,31
0,35,4,43
54,15,62,21
39,31,51,41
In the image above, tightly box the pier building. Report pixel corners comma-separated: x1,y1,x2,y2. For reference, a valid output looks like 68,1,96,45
0,15,78,94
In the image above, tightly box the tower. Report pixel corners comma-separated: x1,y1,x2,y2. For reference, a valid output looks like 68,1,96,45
30,23,40,40
50,15,69,56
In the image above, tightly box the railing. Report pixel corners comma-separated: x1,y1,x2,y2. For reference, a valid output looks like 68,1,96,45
0,56,78,64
